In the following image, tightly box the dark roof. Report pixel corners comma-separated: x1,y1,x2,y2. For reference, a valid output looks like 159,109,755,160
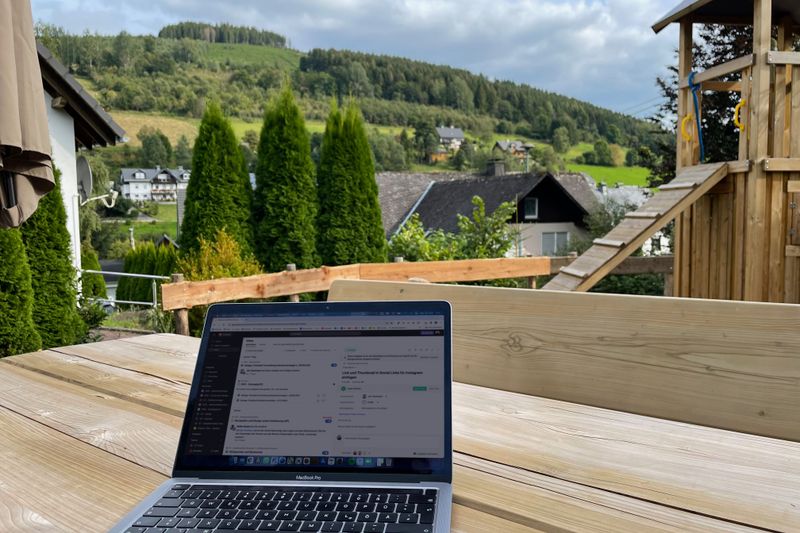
554,173,601,213
435,126,465,140
412,173,548,233
653,0,800,33
376,171,477,237
494,140,533,152
120,167,190,183
37,42,125,148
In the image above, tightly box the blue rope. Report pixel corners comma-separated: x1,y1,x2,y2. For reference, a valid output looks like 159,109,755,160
688,71,705,162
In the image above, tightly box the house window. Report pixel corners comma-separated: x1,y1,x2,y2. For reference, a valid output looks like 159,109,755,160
541,231,570,256
523,197,538,220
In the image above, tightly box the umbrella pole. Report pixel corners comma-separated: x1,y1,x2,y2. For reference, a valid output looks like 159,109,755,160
1,171,16,208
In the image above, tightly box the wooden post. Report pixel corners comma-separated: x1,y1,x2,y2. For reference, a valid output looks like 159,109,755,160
675,21,693,297
171,273,189,336
664,273,674,297
744,0,773,301
286,264,300,302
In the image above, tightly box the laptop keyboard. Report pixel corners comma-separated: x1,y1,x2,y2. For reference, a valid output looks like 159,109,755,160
124,484,437,533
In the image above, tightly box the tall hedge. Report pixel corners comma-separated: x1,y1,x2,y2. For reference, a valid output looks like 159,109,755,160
0,228,42,356
20,169,86,348
317,101,388,265
116,242,177,306
180,101,253,253
253,84,318,272
81,241,107,298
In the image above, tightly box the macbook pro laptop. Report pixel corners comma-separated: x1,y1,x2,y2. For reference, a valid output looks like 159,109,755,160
112,300,452,533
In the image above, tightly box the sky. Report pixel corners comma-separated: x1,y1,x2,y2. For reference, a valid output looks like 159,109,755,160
30,0,680,116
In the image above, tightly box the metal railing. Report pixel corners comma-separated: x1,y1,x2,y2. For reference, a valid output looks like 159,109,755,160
80,269,170,308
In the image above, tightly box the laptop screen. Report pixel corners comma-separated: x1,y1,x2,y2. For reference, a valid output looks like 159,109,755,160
174,301,452,480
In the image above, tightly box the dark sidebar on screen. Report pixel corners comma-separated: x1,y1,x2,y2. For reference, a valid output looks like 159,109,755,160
186,330,243,455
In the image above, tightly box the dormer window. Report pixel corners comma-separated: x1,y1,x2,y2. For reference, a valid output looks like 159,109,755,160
523,197,538,220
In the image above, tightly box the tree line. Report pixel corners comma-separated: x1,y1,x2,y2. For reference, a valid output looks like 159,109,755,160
34,25,661,151
158,22,287,48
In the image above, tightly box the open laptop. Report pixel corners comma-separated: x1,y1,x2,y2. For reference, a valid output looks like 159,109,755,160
112,300,452,533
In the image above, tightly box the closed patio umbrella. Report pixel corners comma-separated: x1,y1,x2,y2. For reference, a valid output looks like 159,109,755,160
0,0,54,228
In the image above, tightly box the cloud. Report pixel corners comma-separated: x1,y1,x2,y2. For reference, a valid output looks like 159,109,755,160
30,0,680,113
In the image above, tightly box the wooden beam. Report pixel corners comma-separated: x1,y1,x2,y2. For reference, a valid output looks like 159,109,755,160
787,246,800,257
626,211,662,219
679,55,755,88
768,51,800,65
764,158,800,172
788,181,800,193
701,81,742,92
727,160,751,174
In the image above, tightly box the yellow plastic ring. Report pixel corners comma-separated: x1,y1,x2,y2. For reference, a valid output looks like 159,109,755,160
681,114,693,142
734,99,747,132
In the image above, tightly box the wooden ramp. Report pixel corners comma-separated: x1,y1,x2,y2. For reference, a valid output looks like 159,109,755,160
543,162,729,291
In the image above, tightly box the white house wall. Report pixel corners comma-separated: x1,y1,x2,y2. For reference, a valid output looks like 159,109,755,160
514,222,588,257
45,91,80,272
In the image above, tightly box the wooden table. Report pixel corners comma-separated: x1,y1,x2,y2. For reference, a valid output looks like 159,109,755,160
0,334,798,532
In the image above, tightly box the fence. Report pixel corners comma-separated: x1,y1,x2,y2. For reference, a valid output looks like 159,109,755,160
161,255,674,335
80,269,171,308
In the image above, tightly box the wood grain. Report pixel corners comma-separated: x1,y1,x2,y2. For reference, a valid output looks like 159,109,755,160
0,407,165,532
330,280,800,440
452,385,800,532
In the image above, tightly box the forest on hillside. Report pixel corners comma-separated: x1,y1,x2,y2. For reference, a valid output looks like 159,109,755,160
34,23,662,151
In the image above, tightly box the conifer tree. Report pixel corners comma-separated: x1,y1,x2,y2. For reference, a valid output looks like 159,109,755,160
0,228,42,357
180,101,253,253
21,170,86,348
253,84,318,272
317,100,387,265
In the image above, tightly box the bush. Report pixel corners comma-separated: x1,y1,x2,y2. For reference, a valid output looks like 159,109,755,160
0,228,42,356
116,242,178,306
177,229,262,335
21,169,87,349
81,242,107,298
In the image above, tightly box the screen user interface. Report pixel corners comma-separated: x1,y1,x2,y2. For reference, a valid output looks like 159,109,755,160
183,309,446,470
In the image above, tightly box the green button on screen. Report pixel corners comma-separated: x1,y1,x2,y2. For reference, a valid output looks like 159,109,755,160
413,386,427,391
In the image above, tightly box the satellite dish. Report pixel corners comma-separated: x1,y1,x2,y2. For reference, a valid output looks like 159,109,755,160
76,156,93,203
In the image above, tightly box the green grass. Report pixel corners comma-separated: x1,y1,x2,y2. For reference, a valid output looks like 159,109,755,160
206,43,303,69
103,310,151,329
565,164,650,186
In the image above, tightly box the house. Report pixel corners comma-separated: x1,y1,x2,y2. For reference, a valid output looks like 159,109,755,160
37,43,126,271
377,171,593,257
435,126,465,150
493,140,534,159
120,166,190,202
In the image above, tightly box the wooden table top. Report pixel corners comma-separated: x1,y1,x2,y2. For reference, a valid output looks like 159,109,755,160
0,333,798,532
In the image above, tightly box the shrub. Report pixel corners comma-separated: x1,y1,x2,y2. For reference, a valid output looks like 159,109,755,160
0,228,42,356
116,242,178,306
177,229,261,335
20,169,86,348
81,241,107,298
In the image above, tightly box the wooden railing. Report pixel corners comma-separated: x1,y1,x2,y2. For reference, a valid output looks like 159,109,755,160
162,255,674,335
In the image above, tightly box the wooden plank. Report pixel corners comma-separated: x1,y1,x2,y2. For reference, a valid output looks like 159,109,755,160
0,363,180,474
680,210,692,296
679,54,754,88
727,159,751,173
732,173,747,299
768,50,800,65
717,191,732,299
708,195,720,299
451,503,542,533
789,181,800,192
52,336,197,385
359,257,551,283
452,384,800,532
1,349,189,417
677,22,694,169
701,81,741,92
768,175,787,301
591,238,625,248
559,266,589,279
738,68,751,161
0,407,165,532
330,280,800,441
161,264,361,310
763,158,800,171
625,211,661,219
453,455,760,533
658,182,696,191
787,245,800,257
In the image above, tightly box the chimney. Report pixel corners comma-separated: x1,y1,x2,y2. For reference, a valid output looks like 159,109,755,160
487,159,505,177
156,165,161,172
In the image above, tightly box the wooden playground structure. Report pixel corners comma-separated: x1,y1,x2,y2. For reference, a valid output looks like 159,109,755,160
546,0,800,303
